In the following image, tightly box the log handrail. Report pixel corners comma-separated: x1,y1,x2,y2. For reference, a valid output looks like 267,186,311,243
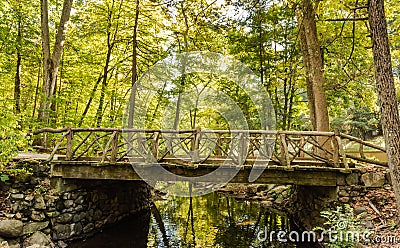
30,128,387,167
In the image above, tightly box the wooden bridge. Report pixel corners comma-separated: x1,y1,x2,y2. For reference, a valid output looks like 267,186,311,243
19,128,387,186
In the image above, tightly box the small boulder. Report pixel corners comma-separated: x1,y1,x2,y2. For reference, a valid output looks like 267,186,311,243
269,185,288,196
361,172,385,187
23,222,49,235
0,220,23,238
23,231,52,247
0,241,9,248
353,207,368,216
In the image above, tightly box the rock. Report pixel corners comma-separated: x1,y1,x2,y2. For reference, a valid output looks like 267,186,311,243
56,213,73,223
71,223,82,236
57,241,68,248
354,207,368,216
361,172,385,187
74,196,84,205
345,174,359,185
25,196,34,201
23,222,49,234
11,194,24,200
23,231,52,247
52,224,71,240
361,220,374,229
30,212,45,221
338,190,349,197
45,212,59,218
83,223,94,234
269,186,288,196
63,200,74,208
0,241,9,248
339,197,350,203
44,195,58,208
34,196,46,210
0,220,23,238
275,196,284,204
25,245,41,248
260,201,272,207
5,239,19,248
72,212,86,222
93,210,102,220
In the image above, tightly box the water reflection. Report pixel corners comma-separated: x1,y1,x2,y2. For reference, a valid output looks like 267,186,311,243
149,192,317,248
70,192,319,248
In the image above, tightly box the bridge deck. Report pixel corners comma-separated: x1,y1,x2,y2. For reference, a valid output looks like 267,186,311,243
49,160,356,186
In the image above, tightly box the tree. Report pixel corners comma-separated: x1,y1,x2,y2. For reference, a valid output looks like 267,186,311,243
298,0,330,132
368,0,400,217
38,0,73,124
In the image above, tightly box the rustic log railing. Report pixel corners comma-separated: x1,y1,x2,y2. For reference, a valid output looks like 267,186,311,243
30,128,387,168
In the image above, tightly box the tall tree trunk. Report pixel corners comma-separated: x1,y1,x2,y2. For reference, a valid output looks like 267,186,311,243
39,0,73,124
14,16,22,115
173,1,189,130
300,0,329,131
95,46,112,127
296,7,317,130
368,0,400,217
128,0,140,129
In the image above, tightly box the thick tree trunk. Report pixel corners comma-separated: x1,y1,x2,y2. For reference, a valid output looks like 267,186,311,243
296,8,316,130
368,0,400,217
39,0,73,123
300,0,329,131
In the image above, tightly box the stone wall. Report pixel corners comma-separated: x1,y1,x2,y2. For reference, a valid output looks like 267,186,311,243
290,166,391,230
0,162,151,248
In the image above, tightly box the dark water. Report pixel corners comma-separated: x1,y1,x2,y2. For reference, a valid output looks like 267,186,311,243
70,192,319,248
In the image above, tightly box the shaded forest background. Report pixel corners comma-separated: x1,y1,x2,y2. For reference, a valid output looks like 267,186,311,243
1,0,399,143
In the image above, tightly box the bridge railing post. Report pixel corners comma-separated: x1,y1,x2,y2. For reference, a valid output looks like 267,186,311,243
334,130,349,169
331,132,340,168
279,133,291,169
152,131,160,161
110,131,119,163
191,128,200,162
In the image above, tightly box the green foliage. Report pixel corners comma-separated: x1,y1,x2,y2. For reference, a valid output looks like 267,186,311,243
0,111,27,166
0,0,398,134
314,205,371,248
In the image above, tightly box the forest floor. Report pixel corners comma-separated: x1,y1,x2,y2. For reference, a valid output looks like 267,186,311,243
352,185,400,248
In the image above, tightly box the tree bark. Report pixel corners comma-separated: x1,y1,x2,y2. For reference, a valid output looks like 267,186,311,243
300,0,329,132
296,7,316,130
14,15,22,115
95,0,122,127
128,0,140,129
39,0,73,123
368,0,400,217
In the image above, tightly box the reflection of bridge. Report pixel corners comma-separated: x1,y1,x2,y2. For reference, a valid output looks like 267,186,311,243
19,128,387,187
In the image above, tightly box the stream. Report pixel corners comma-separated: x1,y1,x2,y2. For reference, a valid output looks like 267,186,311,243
70,192,320,248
